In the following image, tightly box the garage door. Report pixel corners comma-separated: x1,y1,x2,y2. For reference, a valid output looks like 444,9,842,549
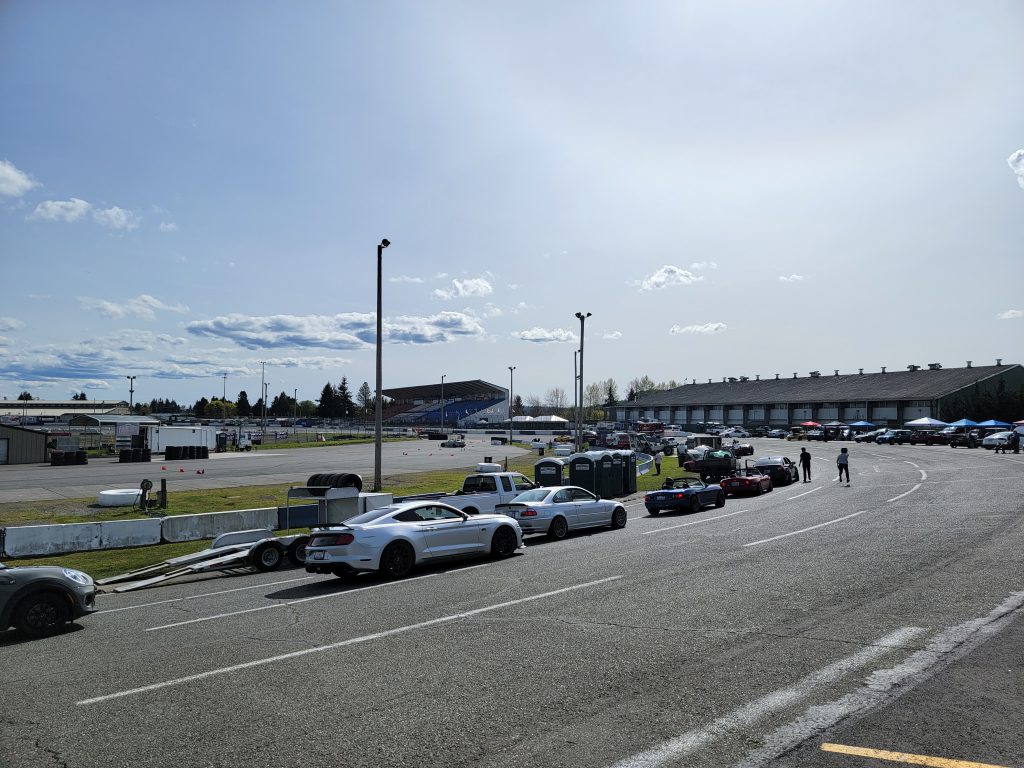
0,438,8,464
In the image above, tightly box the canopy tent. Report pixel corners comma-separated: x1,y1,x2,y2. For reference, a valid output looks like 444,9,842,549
977,419,1011,428
799,421,821,427
823,421,848,427
1015,419,1024,426
904,417,948,428
946,418,979,428
532,414,569,423
848,420,875,427
511,415,534,422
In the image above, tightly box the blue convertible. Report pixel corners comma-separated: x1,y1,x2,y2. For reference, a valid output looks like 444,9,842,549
644,478,725,516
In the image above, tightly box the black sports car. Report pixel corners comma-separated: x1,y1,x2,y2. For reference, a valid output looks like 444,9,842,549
644,479,725,515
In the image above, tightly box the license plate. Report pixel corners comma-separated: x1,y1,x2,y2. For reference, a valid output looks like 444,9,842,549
312,551,325,560
730,482,739,486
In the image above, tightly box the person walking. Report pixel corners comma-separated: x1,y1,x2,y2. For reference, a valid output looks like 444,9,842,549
654,450,664,475
837,447,850,486
1013,430,1021,455
799,447,812,482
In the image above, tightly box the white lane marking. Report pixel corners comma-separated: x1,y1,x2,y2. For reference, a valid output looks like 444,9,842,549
641,510,750,535
96,576,316,614
886,484,921,503
733,592,1024,768
80,576,624,705
744,510,869,547
873,465,879,473
610,626,926,768
920,469,927,481
786,486,822,501
146,572,438,631
904,460,919,468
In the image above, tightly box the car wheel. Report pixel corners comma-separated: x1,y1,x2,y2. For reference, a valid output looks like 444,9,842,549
647,507,660,516
610,507,627,529
15,590,71,638
286,536,309,567
767,481,774,492
715,492,725,508
379,541,415,578
756,483,763,495
490,526,518,558
690,494,701,514
250,541,284,571
547,515,569,540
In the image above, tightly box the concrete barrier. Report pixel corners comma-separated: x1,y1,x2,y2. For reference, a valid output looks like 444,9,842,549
160,507,280,543
2,519,162,557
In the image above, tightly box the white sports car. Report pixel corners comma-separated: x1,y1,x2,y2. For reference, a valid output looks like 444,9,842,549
304,500,524,579
498,485,628,539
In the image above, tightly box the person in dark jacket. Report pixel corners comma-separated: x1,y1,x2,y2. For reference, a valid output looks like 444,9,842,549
799,447,812,482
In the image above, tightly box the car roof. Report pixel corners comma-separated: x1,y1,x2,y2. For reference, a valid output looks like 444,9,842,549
754,456,786,463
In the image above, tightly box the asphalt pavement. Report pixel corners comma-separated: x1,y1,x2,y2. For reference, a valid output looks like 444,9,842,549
2,440,1022,768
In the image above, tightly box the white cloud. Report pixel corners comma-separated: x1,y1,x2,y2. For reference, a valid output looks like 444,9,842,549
30,198,92,222
670,322,728,335
93,205,140,231
388,275,424,284
778,274,805,282
0,335,10,347
0,317,25,332
635,265,703,292
514,327,579,344
690,261,718,271
996,309,1022,320
1008,149,1024,190
510,301,531,315
0,159,38,197
508,284,519,290
603,330,622,340
81,380,111,390
433,277,493,300
79,294,190,320
432,272,448,279
159,221,178,232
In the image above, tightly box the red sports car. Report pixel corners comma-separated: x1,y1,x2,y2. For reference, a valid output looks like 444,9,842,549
720,468,773,496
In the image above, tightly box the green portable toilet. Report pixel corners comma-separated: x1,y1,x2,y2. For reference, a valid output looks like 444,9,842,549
568,452,597,493
616,450,637,494
596,452,616,497
609,451,624,496
534,457,566,487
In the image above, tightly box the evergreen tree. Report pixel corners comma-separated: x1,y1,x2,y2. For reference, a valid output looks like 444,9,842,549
72,391,88,400
236,390,252,418
603,379,619,408
337,377,355,418
193,397,209,418
317,383,337,418
512,394,524,417
17,391,33,401
357,381,373,422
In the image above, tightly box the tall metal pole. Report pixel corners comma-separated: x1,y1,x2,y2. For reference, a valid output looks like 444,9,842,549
293,388,298,421
441,374,446,430
508,365,515,445
575,312,591,452
259,361,266,432
126,375,136,412
222,373,227,401
573,350,579,444
374,238,390,493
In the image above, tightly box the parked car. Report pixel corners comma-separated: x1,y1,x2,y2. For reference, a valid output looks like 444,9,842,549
785,428,806,441
768,429,788,439
751,426,773,437
876,429,911,445
720,428,750,438
731,442,754,457
752,456,800,486
498,486,627,538
982,431,1012,449
908,430,948,446
440,438,465,448
643,478,725,515
304,501,523,579
720,468,773,496
854,429,887,443
0,561,97,637
804,429,825,441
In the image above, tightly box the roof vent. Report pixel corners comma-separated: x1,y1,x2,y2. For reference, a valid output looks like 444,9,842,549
723,377,727,383
708,378,712,384
809,371,821,378
881,367,887,373
739,376,749,382
966,361,972,368
755,374,760,381
834,369,839,376
859,368,864,375
792,372,798,379
775,373,780,380
907,364,920,372
727,377,736,383
927,363,942,370
996,358,1002,366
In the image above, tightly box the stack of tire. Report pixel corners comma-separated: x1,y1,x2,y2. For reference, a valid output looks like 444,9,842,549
118,448,152,463
306,472,363,497
163,446,209,460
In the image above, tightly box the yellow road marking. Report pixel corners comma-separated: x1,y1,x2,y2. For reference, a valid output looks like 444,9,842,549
820,742,1011,768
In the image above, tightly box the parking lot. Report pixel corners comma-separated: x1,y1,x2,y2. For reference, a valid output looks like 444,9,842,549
3,441,1023,768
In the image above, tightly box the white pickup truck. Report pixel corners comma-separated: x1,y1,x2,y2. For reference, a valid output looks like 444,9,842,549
408,471,539,516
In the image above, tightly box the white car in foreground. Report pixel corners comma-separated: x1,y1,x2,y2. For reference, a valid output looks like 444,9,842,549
304,501,523,579
982,431,1012,449
498,486,628,539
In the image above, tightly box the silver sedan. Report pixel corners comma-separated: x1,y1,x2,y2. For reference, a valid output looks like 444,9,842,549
499,486,628,539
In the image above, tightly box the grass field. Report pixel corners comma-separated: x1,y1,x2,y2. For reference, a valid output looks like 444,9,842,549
4,451,688,580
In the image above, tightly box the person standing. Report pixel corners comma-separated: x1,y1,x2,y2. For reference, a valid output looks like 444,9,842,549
837,447,850,486
799,447,812,482
654,450,664,475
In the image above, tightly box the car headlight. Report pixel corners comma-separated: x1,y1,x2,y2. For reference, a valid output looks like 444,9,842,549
62,568,92,585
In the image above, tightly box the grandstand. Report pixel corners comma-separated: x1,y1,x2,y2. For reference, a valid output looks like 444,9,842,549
383,379,508,427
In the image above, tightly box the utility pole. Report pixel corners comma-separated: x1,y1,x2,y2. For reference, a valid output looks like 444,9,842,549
508,365,515,446
222,373,227,401
374,238,390,492
575,312,591,452
259,361,266,433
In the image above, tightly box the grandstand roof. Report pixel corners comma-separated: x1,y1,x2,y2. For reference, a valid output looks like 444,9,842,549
384,379,506,401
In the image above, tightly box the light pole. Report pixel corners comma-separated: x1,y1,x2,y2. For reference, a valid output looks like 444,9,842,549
374,238,390,493
263,381,269,430
575,311,591,452
259,361,266,432
126,375,136,412
222,373,227,401
441,374,446,430
293,388,298,422
573,350,579,444
508,365,516,445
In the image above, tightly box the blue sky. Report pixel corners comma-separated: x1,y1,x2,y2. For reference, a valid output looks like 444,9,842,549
1,0,1022,407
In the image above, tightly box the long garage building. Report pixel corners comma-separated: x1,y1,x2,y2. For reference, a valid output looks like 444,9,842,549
613,360,1023,428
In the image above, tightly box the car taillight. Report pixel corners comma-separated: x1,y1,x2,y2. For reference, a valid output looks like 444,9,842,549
310,533,354,546
522,508,538,517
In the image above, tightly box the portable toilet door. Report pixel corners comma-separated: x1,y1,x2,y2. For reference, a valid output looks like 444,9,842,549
596,452,615,497
619,450,637,494
568,452,597,493
609,451,624,496
534,458,566,487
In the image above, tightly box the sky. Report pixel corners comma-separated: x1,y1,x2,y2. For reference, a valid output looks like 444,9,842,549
1,0,1022,408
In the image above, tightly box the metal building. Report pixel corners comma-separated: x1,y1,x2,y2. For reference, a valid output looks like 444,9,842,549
0,424,49,465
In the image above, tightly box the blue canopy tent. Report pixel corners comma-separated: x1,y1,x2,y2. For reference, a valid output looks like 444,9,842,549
848,420,875,427
977,419,1011,428
946,418,979,428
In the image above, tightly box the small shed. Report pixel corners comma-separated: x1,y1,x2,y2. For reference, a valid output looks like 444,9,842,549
0,424,49,465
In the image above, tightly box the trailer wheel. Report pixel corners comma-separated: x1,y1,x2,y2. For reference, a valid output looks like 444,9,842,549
286,536,309,567
250,541,284,571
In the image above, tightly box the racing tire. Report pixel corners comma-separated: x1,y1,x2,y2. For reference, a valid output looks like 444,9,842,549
286,536,309,567
379,541,415,579
714,492,725,508
250,541,284,572
547,516,569,541
15,590,71,638
690,494,701,514
610,507,627,529
756,483,764,495
490,526,518,558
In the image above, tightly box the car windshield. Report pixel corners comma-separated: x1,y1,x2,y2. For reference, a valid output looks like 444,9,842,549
511,489,552,503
